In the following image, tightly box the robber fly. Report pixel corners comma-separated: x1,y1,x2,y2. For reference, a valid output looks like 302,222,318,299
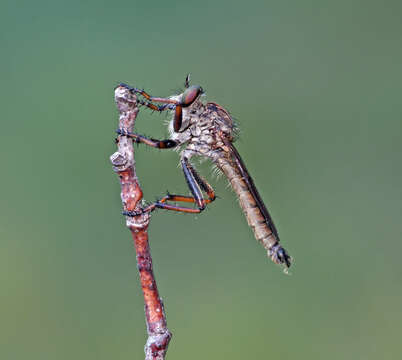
117,75,291,269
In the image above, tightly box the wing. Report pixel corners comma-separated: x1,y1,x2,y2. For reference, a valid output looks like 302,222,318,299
223,138,280,240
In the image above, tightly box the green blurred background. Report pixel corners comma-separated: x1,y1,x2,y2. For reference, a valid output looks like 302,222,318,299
1,0,402,359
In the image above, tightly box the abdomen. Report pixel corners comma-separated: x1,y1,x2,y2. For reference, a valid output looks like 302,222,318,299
214,150,291,268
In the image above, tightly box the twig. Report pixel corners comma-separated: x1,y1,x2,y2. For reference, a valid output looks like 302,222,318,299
110,86,172,360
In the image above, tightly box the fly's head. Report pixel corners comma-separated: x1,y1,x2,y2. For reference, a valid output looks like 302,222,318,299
181,85,204,108
172,81,204,133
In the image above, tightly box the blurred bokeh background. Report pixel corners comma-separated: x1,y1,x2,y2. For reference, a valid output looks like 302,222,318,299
1,0,402,359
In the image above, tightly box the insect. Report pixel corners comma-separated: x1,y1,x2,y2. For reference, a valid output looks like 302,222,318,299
117,75,291,269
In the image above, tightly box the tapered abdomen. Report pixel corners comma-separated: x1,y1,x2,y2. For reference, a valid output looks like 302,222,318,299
215,146,291,268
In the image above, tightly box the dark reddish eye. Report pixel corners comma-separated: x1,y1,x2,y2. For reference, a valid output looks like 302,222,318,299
181,85,202,107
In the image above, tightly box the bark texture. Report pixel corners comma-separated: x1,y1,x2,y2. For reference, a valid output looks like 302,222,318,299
110,86,171,360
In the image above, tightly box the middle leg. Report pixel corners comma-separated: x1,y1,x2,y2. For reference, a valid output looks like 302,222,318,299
116,129,178,149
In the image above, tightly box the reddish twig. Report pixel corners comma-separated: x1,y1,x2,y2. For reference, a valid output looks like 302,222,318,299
110,86,172,360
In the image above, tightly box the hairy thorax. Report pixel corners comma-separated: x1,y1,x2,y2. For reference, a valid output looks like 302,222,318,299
169,99,236,160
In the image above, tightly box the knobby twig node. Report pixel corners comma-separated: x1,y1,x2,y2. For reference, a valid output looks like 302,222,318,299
110,86,171,360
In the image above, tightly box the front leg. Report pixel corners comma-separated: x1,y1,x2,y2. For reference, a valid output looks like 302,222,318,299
116,129,178,149
137,99,176,113
118,83,179,106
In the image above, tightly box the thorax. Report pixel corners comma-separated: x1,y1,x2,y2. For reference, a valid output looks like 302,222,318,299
169,102,235,159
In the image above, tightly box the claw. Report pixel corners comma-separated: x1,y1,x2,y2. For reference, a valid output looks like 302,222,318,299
123,209,144,217
118,83,135,92
116,128,130,136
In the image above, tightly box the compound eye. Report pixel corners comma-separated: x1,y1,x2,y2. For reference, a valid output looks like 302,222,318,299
181,85,202,107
